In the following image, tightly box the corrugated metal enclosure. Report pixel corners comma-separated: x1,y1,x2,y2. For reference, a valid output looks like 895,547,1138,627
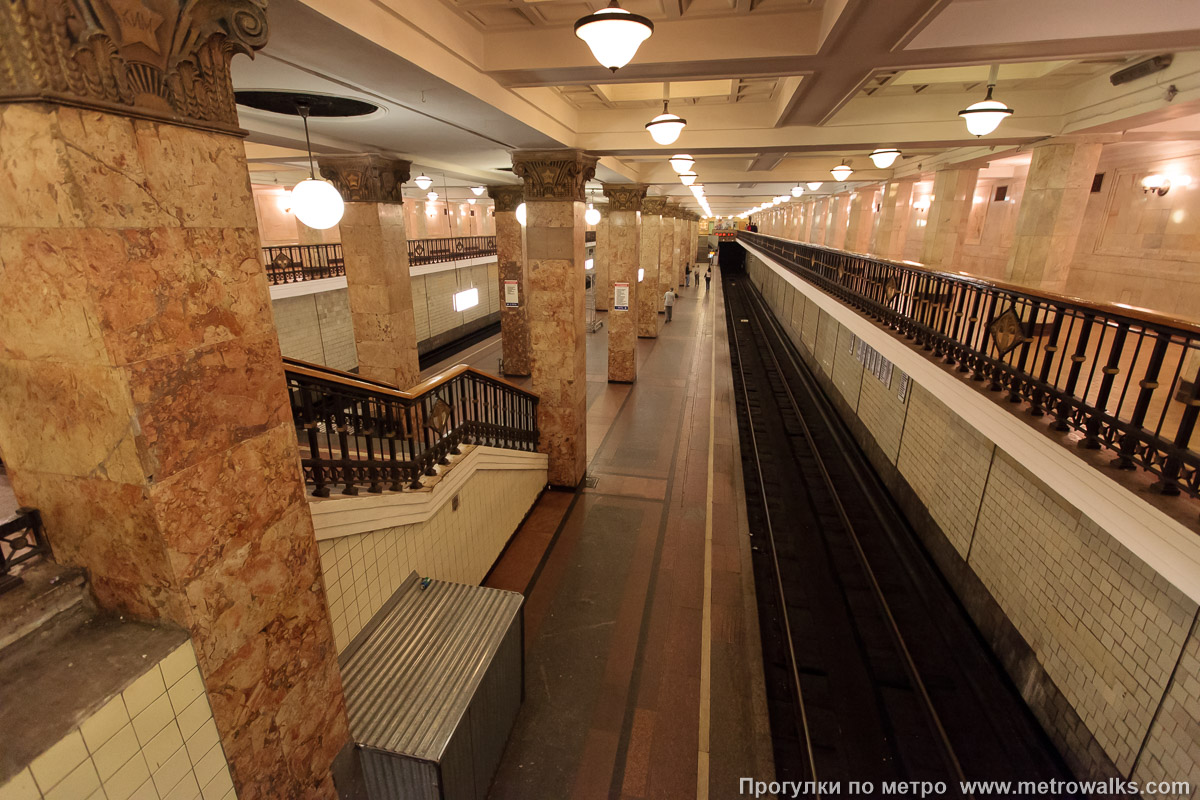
340,573,524,800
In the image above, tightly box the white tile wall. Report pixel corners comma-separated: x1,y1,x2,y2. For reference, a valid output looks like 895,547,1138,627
271,290,357,372
317,467,545,652
831,325,864,409
0,642,236,800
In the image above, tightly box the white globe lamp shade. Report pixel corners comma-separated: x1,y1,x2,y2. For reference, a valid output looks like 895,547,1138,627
574,2,654,72
468,198,477,205
585,204,602,225
414,174,433,190
869,148,901,168
516,203,527,226
290,179,344,230
830,164,853,181
807,182,823,191
669,154,695,174
772,197,781,206
426,191,438,202
791,185,804,197
470,186,485,196
646,104,687,145
959,93,1014,136
679,171,698,186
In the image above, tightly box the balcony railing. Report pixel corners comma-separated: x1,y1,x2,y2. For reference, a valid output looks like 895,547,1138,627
1,508,49,595
283,358,538,497
739,231,1200,501
263,244,345,285
407,236,497,266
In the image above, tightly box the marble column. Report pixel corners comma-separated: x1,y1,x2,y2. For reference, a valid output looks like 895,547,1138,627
488,186,531,377
659,203,678,309
673,212,686,289
873,179,915,259
811,198,829,243
921,167,979,268
319,155,419,388
844,191,875,253
1005,138,1104,291
602,184,647,383
511,149,598,488
594,207,611,310
0,5,349,799
826,195,849,249
639,198,666,337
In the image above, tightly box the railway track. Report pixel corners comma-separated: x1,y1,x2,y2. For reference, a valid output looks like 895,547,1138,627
725,274,1077,798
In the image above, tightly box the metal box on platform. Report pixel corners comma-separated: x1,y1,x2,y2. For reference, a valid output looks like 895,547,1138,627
340,573,524,800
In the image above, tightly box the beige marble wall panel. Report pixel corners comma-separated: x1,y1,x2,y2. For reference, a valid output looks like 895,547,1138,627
1006,140,1103,292
607,210,640,382
872,180,914,258
340,201,420,389
921,168,979,268
526,199,588,486
0,104,349,800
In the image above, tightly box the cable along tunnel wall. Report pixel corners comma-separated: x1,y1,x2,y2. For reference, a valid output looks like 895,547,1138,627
740,243,1200,791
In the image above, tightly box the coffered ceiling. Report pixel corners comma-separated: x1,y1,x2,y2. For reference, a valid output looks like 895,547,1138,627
233,0,1200,217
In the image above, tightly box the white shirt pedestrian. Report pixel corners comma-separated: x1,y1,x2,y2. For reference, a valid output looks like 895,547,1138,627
664,289,676,322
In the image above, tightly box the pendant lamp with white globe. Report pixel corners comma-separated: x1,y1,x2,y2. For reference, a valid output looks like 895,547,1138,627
289,102,345,230
791,185,804,198
516,203,527,226
959,64,1014,137
807,181,823,191
830,161,853,181
414,174,433,191
646,99,686,146
869,148,901,168
669,154,695,174
470,186,485,196
574,1,654,72
679,171,698,186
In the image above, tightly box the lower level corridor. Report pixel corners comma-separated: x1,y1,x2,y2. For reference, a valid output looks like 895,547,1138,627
446,272,778,799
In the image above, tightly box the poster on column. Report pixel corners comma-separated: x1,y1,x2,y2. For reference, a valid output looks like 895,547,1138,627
613,282,630,311
504,280,519,308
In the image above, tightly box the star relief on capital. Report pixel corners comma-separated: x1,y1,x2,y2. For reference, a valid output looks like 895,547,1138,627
108,0,165,52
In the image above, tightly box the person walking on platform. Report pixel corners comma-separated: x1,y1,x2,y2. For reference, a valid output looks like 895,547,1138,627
685,266,692,288
704,267,712,293
664,287,676,322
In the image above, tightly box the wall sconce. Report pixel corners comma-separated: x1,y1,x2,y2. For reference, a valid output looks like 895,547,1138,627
1142,174,1191,196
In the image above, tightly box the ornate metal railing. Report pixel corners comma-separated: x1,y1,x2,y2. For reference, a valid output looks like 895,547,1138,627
1,508,50,595
739,231,1200,500
407,236,496,266
263,244,345,284
283,357,539,497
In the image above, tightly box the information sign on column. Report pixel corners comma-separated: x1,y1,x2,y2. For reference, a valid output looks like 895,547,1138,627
504,280,519,308
613,282,630,311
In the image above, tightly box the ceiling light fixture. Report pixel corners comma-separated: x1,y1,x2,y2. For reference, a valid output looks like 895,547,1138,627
791,185,804,197
470,186,485,196
807,181,823,191
414,174,433,190
869,148,901,168
646,98,687,145
468,197,477,205
574,1,654,72
585,189,602,224
959,64,1014,137
669,154,695,174
289,102,344,230
830,161,853,181
516,202,527,226
426,191,438,202
679,171,698,186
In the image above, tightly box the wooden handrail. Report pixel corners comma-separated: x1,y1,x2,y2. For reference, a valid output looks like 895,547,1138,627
751,232,1200,336
282,357,537,401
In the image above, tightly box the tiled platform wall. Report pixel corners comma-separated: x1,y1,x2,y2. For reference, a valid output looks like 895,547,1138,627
744,249,1200,794
316,463,546,652
272,289,358,372
0,642,236,800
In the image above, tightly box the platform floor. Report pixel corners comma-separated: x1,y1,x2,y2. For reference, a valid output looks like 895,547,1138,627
427,273,775,799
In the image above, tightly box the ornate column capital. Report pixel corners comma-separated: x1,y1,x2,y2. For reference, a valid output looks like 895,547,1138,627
510,149,599,202
601,183,648,212
0,0,269,136
318,154,410,203
663,202,683,219
487,185,524,212
643,197,668,216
